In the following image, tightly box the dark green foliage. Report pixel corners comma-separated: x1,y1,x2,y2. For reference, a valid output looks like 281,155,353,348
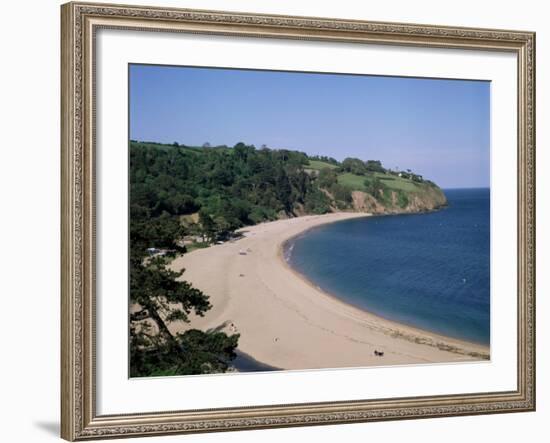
130,143,243,377
129,236,240,377
330,183,353,206
248,206,277,224
129,248,242,377
198,210,216,242
341,158,386,175
130,141,332,235
304,188,331,214
317,168,338,188
130,328,239,377
309,155,339,165
365,160,386,173
397,171,424,183
130,210,184,258
396,189,409,208
363,178,409,208
130,258,211,325
130,140,436,234
364,177,387,199
341,157,368,175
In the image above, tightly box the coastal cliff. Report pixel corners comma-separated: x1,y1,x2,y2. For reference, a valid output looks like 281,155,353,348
350,184,447,215
302,159,448,216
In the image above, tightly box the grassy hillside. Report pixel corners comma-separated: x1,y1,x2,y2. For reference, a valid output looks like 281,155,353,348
373,172,421,192
338,171,425,193
307,159,338,171
337,172,369,190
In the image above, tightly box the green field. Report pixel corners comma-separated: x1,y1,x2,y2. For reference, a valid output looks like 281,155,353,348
307,160,338,170
373,172,421,192
337,173,368,191
338,172,422,193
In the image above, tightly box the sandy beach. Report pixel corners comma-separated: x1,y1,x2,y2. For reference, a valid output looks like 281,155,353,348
169,212,489,370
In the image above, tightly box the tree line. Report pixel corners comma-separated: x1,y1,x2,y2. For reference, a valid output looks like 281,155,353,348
130,142,360,242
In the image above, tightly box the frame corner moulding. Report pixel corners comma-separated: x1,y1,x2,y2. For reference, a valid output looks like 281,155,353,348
61,1,536,441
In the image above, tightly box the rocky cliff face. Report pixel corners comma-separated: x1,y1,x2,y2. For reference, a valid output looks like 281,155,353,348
350,185,447,215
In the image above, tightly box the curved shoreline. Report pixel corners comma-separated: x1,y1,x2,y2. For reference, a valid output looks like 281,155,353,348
279,224,489,357
170,212,489,371
280,245,489,360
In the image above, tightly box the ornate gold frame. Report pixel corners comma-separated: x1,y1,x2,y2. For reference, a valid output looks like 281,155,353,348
61,2,536,440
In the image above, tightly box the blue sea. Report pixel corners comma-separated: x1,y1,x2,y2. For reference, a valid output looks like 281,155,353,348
285,188,490,345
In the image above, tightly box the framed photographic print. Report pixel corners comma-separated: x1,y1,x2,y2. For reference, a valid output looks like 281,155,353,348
61,2,536,440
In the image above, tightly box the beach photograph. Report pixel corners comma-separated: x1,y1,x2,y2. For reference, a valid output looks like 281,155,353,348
128,65,490,377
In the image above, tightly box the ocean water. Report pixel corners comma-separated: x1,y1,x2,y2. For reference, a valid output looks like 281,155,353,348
285,188,490,345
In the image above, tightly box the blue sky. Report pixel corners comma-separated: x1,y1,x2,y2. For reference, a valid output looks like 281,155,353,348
129,64,490,189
